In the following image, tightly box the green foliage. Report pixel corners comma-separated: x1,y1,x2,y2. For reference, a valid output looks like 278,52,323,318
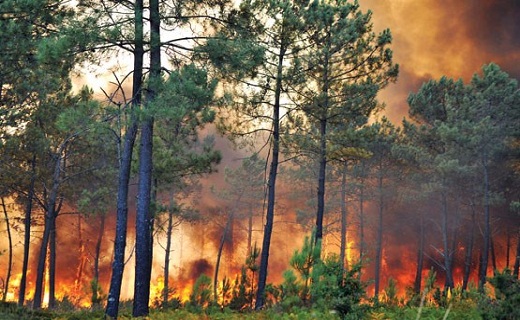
310,256,367,319
478,269,520,320
188,274,213,312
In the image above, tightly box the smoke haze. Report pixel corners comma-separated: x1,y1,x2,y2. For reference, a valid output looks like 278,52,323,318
359,0,520,122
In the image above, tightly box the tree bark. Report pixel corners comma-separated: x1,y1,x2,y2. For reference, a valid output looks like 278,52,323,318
92,213,106,306
18,155,36,306
255,44,285,311
441,191,454,289
340,162,348,272
514,225,519,278
479,154,491,291
358,171,366,276
34,143,67,309
162,195,175,306
374,160,384,300
214,211,234,303
462,205,476,291
105,0,143,316
414,210,425,294
1,197,13,302
133,0,159,315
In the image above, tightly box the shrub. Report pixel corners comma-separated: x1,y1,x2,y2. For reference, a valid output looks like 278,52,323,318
478,269,520,320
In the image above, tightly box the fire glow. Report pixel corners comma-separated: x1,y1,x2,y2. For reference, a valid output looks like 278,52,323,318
0,188,514,308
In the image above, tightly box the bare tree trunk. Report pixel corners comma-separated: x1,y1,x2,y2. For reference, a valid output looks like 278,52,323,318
506,227,511,269
92,213,106,307
340,162,348,272
105,0,143,317
162,198,175,306
374,163,384,300
247,204,253,256
514,225,519,278
490,236,497,272
414,210,425,294
462,205,476,291
214,212,234,303
18,155,36,306
48,212,57,309
358,176,366,279
34,145,66,309
255,44,285,311
33,214,51,309
1,197,13,302
479,155,491,291
441,192,454,289
133,0,160,315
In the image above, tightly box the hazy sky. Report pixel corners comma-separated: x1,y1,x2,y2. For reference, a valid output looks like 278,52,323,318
358,0,520,122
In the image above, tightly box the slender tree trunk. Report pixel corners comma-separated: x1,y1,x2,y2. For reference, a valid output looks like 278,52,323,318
358,174,366,276
133,0,160,315
490,236,497,271
441,191,454,289
514,225,519,278
19,155,36,306
506,227,511,269
105,0,143,316
462,205,476,291
314,30,330,249
214,212,234,303
340,162,348,272
1,197,13,302
255,45,285,311
315,117,327,249
247,204,253,256
92,213,106,306
48,213,57,309
414,210,425,294
374,162,384,300
33,214,51,309
162,196,175,306
479,156,491,291
34,146,65,309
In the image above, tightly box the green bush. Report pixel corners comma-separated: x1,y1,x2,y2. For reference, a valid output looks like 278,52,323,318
478,269,520,320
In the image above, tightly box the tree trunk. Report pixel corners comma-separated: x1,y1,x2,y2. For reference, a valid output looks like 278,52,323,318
514,225,519,278
479,155,491,291
358,172,366,277
441,191,454,289
18,155,36,306
48,212,57,309
214,212,234,303
133,97,154,317
93,213,106,306
133,0,160,315
34,145,65,309
340,162,348,272
490,236,497,271
255,45,285,311
314,30,330,249
374,162,384,300
33,213,51,309
247,204,253,256
414,210,425,294
162,197,174,306
462,205,476,291
1,197,13,302
105,0,143,316
315,117,327,249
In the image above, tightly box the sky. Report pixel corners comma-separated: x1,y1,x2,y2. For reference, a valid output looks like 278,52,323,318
358,0,520,123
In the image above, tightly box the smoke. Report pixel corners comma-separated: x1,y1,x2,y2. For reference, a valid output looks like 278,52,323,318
359,0,520,122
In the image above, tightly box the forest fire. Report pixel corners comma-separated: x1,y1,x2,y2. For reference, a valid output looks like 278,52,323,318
0,180,517,308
